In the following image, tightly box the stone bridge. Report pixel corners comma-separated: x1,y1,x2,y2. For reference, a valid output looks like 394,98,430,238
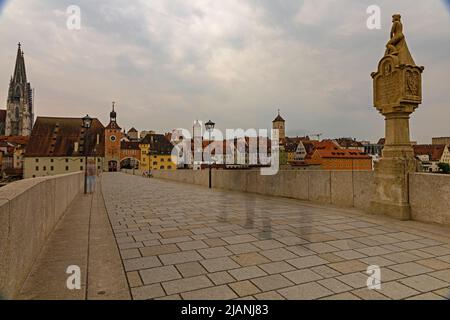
1,172,450,300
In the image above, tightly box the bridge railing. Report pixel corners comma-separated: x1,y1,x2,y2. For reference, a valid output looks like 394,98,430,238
0,172,84,299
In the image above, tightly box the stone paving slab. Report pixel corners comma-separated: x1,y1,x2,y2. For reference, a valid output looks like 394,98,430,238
102,173,450,300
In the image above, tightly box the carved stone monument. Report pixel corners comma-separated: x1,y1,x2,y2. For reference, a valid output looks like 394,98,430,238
370,14,424,220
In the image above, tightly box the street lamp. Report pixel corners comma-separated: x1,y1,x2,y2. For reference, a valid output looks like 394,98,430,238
205,120,215,189
82,115,92,194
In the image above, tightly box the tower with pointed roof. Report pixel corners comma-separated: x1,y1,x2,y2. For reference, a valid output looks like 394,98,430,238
5,43,34,136
272,110,287,165
272,109,285,143
104,102,123,171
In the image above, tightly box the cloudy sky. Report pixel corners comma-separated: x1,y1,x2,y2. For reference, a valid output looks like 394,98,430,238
1,0,449,143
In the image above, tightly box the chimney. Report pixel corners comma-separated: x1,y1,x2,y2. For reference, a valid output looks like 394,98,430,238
96,134,100,145
74,142,79,153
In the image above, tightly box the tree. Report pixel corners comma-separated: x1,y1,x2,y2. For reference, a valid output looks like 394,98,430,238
437,163,450,174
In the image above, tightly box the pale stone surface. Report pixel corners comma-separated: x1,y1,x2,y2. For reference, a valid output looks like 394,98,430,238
162,275,213,295
175,262,207,277
251,274,293,292
198,247,233,259
287,255,328,269
380,282,420,299
318,278,352,294
95,173,450,300
232,252,270,266
131,284,165,300
322,292,361,300
200,256,241,273
159,250,202,265
254,291,285,300
278,282,333,300
0,173,84,299
207,271,235,285
229,266,267,281
336,272,368,289
389,262,434,276
399,274,449,292
229,280,260,297
181,285,237,300
139,265,181,285
282,269,322,285
124,256,161,272
259,261,295,275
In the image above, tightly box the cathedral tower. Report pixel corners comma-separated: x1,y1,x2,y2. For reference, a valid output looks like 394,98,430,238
5,43,34,136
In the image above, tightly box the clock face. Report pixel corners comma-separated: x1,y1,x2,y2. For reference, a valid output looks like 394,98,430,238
110,135,117,142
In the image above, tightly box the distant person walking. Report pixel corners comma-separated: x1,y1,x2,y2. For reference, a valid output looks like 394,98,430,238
86,159,96,193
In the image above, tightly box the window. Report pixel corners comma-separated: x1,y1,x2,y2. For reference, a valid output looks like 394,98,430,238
35,166,39,171
80,166,84,170
153,161,157,165
80,159,83,163
168,166,172,169
66,166,69,171
98,166,101,170
161,158,165,162
98,158,101,162
32,175,36,178
51,166,54,171
65,159,69,163
51,159,54,163
35,159,39,163
160,166,164,169
43,166,46,171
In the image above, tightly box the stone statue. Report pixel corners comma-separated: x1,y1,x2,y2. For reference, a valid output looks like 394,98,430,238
370,14,424,221
385,14,404,56
382,14,415,65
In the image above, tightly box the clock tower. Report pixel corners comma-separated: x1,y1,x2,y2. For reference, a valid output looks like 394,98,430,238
104,102,123,171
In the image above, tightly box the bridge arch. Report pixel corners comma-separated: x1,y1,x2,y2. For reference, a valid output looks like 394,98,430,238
119,156,141,169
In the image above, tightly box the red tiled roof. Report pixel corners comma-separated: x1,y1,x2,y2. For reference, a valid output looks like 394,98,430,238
25,116,105,157
315,149,371,159
413,144,446,161
0,135,29,145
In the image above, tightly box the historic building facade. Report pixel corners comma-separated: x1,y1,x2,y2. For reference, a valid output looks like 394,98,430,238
4,44,34,136
104,103,123,172
23,116,105,179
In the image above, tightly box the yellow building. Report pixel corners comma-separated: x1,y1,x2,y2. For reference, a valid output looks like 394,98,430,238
139,140,150,171
141,133,176,171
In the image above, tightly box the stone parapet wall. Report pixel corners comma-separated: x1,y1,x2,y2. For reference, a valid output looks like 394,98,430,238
409,173,450,226
0,172,84,299
152,170,376,211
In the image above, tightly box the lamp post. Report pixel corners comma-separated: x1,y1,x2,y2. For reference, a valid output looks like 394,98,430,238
205,120,215,189
82,115,92,194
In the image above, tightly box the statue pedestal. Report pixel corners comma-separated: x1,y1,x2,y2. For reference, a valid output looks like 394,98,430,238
370,157,416,220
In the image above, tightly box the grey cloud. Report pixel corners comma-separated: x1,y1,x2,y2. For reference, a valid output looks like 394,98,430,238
0,0,449,143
